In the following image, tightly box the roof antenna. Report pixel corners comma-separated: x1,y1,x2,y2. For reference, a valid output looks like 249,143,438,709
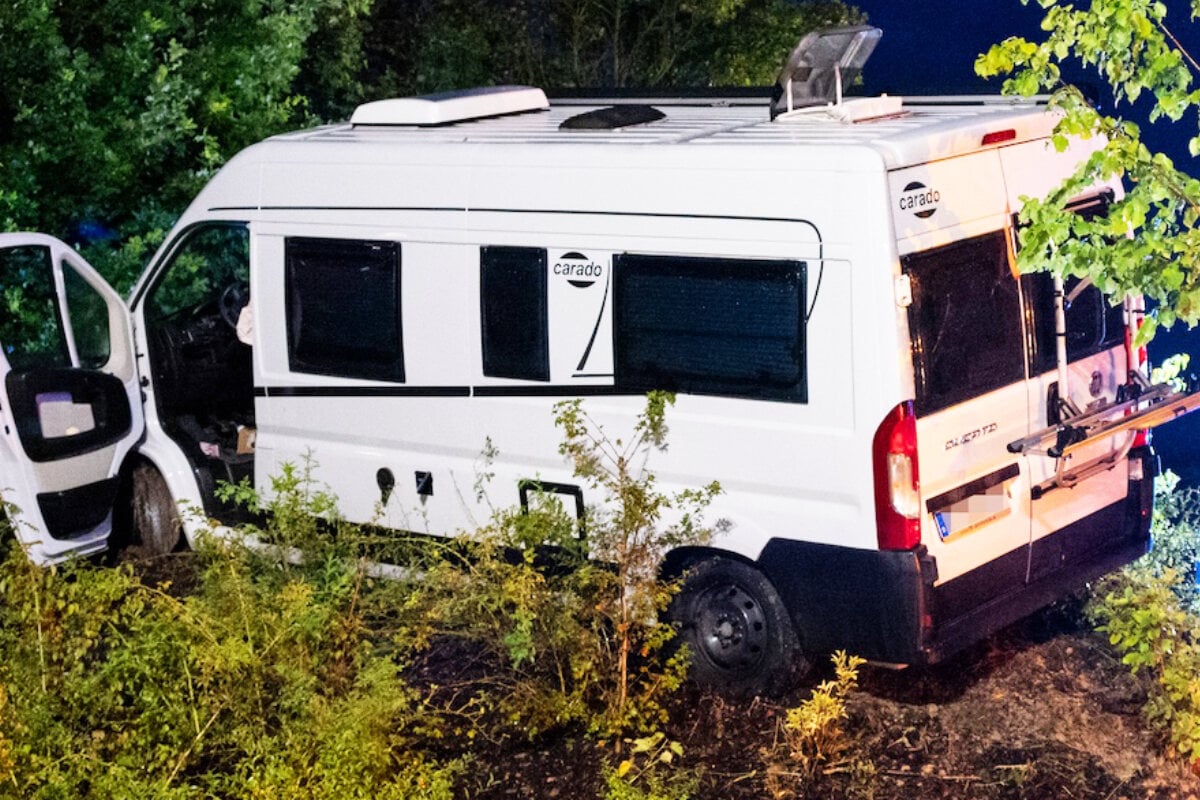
771,25,883,120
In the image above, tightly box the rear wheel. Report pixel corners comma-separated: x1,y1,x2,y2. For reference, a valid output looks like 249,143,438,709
129,462,182,555
672,557,808,696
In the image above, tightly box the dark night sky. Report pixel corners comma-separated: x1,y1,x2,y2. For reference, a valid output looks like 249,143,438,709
852,0,1200,481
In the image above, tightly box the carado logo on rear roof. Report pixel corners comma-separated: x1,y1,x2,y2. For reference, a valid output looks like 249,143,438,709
899,181,940,219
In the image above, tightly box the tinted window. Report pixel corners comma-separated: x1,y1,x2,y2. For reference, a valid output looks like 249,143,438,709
1017,193,1125,373
0,246,69,370
614,255,806,402
286,238,404,382
1025,273,1125,374
904,232,1025,415
480,246,549,381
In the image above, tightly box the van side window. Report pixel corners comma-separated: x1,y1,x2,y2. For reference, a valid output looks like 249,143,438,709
613,254,806,403
480,246,549,381
285,237,405,382
904,232,1025,416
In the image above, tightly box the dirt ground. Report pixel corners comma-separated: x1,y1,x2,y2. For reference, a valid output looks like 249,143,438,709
471,608,1200,800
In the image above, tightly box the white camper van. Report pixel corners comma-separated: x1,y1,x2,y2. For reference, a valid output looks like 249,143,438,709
3,27,1199,690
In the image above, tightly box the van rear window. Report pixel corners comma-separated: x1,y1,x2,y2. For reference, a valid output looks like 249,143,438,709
1025,273,1125,374
285,238,405,382
1017,192,1125,373
904,232,1025,416
613,254,806,403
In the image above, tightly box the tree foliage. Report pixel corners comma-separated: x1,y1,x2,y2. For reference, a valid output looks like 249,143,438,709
0,0,369,291
367,0,863,92
0,0,359,293
978,0,1200,341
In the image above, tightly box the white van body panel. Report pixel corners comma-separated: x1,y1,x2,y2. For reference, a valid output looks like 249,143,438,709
168,118,920,563
246,200,873,558
145,101,1117,571
997,138,1133,574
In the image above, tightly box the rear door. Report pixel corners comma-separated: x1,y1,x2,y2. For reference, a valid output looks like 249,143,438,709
1020,245,1132,576
0,234,144,564
998,141,1137,574
891,154,1035,603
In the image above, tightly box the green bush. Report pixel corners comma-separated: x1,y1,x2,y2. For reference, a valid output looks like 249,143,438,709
0,396,715,796
401,393,719,741
1146,469,1200,608
0,522,460,798
603,732,697,800
1088,471,1200,763
761,650,868,795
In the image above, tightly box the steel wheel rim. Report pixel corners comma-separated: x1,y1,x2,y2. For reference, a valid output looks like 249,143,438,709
694,582,769,672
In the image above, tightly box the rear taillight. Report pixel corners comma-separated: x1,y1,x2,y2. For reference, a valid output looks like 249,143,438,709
873,401,921,550
1125,312,1152,448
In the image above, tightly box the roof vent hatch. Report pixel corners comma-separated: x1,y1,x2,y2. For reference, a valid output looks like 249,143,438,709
771,25,883,120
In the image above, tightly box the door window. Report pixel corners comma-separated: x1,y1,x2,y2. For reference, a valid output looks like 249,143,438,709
64,267,111,369
1025,273,1125,374
0,245,115,372
904,231,1025,416
1016,193,1125,373
0,245,69,370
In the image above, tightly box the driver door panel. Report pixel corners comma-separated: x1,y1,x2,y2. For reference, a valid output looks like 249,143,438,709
0,234,143,563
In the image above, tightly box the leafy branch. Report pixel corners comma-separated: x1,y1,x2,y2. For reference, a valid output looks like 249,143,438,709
977,0,1200,339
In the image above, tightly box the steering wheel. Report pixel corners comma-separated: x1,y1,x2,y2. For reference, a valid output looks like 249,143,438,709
218,281,249,330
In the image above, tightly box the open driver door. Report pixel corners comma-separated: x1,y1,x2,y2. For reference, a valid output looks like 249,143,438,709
0,233,144,564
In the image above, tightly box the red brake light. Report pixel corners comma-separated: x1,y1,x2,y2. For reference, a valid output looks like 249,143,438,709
873,401,921,550
982,129,1017,146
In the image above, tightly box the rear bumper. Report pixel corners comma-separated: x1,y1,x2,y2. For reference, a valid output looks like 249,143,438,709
758,446,1155,665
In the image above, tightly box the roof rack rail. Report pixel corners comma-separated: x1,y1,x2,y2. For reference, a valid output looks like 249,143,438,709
901,95,1051,106
548,87,771,107
351,85,549,127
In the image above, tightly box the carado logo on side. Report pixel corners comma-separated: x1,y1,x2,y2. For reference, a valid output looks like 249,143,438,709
554,251,604,288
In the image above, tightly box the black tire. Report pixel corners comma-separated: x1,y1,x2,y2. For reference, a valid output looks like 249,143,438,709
130,462,183,556
671,557,808,696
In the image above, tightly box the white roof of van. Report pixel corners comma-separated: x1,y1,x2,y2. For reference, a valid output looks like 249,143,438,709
267,95,1058,171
